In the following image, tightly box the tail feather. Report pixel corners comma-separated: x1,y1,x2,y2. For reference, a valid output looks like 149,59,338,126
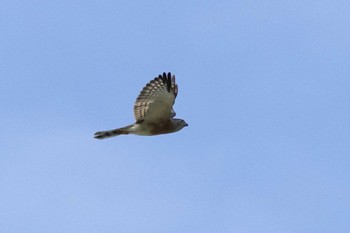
94,126,131,139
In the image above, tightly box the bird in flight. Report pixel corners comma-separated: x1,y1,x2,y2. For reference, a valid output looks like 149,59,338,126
94,72,188,139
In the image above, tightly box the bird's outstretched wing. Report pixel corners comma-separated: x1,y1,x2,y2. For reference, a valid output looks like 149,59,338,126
134,72,178,124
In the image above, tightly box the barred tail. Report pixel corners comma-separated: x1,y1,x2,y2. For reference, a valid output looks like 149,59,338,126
94,125,132,139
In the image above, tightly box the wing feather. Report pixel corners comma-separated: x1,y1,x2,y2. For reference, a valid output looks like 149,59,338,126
134,72,178,123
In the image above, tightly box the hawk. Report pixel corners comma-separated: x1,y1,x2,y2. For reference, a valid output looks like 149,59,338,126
94,72,188,139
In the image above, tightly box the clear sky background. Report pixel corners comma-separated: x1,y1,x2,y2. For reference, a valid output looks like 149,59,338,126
1,1,350,232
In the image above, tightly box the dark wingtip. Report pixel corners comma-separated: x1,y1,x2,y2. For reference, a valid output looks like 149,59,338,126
160,72,172,92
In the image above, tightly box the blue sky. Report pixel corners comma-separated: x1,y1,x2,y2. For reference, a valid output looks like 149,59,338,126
1,1,350,232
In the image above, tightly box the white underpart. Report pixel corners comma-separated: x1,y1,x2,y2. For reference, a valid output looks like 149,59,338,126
128,123,153,136
143,91,174,123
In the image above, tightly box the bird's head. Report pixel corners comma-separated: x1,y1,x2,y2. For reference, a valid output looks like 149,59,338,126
172,118,188,132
